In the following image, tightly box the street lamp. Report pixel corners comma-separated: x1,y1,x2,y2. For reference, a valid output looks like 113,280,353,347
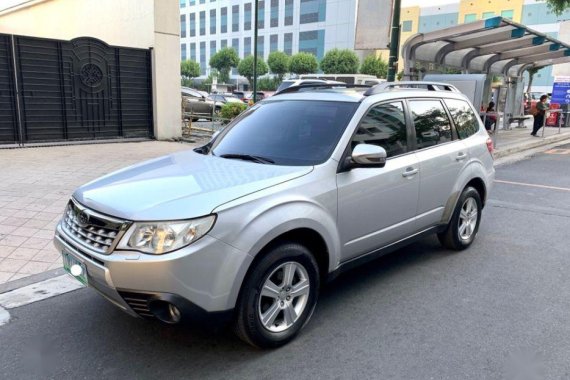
253,0,259,103
387,0,401,82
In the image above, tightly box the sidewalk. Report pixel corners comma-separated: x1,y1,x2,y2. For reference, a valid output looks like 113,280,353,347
1,126,570,289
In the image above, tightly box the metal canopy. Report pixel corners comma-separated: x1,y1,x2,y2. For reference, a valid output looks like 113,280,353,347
403,16,570,78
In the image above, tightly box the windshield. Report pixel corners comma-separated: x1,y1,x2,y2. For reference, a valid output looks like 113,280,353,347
211,100,358,166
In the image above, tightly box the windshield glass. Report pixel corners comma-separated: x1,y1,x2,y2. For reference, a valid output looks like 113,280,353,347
211,100,358,166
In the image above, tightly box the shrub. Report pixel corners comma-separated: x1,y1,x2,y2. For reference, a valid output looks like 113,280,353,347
220,102,247,123
320,49,359,74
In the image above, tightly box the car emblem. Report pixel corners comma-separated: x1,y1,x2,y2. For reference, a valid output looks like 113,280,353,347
77,212,90,227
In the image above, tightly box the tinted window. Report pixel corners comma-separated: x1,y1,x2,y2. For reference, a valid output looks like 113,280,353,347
212,101,359,165
444,99,480,139
353,102,408,158
409,100,452,149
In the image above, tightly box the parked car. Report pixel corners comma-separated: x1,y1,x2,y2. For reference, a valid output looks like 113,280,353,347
233,91,252,103
208,94,244,104
182,87,222,121
300,74,386,86
55,82,495,349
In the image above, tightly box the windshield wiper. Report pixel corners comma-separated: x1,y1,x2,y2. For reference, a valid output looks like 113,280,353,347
219,153,275,164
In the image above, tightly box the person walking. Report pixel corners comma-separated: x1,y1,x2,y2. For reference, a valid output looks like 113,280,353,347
484,102,497,134
531,95,549,136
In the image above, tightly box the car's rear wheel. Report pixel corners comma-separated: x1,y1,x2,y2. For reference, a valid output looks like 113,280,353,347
233,243,319,348
438,186,482,251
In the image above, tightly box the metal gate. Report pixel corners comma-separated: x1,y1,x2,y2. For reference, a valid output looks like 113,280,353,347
0,34,153,145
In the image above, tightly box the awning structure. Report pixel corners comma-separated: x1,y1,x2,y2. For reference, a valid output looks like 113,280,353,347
403,16,570,78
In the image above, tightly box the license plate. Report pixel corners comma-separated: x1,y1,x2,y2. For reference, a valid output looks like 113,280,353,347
62,251,88,285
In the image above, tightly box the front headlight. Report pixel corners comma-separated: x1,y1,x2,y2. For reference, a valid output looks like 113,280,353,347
118,215,216,255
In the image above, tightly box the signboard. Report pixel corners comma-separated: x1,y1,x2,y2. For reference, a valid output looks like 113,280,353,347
355,0,393,50
552,76,570,105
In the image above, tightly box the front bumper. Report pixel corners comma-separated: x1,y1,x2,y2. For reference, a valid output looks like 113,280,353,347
54,222,253,319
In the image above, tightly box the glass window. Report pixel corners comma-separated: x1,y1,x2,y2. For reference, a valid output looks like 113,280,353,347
285,0,294,26
221,7,227,33
180,0,185,8
257,36,264,59
210,41,216,59
402,20,413,32
232,5,239,32
190,43,196,61
409,100,453,149
271,0,279,27
353,102,408,158
180,15,186,38
284,33,293,55
189,13,196,37
244,37,252,57
199,11,206,36
464,13,476,23
221,40,227,49
300,0,326,24
210,9,216,34
270,34,278,53
444,99,480,139
501,10,514,20
181,43,187,60
258,0,265,29
482,11,495,19
245,3,252,31
211,101,359,166
299,30,326,60
200,41,206,75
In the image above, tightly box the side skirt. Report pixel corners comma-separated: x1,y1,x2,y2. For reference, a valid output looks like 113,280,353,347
327,225,444,282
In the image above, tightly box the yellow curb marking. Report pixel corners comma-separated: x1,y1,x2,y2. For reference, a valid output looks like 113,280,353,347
495,179,570,193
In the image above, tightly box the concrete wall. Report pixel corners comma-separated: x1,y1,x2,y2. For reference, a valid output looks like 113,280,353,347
0,0,181,140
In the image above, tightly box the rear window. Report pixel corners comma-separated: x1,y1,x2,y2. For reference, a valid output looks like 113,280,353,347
276,81,295,92
444,99,480,139
211,100,359,165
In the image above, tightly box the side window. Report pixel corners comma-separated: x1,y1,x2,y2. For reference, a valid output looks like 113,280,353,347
444,99,480,139
353,102,408,158
409,99,452,149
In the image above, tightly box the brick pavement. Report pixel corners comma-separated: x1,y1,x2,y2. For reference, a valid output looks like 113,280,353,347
0,141,198,284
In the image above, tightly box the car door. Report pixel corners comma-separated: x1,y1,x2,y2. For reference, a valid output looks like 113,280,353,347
337,101,420,261
408,98,468,228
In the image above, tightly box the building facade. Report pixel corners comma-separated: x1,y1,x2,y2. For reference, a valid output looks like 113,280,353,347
399,0,570,93
179,0,357,77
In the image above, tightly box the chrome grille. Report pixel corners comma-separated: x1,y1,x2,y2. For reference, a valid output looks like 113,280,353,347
61,200,128,255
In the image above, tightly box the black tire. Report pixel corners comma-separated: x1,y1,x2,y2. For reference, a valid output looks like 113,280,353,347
233,243,320,349
437,186,482,251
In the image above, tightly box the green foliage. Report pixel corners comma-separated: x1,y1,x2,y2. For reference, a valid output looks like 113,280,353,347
257,76,281,91
359,55,388,78
267,51,290,80
209,47,240,84
320,49,359,74
180,60,200,81
289,52,318,75
220,102,247,123
237,55,269,84
545,0,570,14
397,71,404,81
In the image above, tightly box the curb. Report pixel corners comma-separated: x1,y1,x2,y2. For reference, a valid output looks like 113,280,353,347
493,133,570,159
0,306,9,326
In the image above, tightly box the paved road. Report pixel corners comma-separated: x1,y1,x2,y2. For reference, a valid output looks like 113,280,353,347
1,145,570,380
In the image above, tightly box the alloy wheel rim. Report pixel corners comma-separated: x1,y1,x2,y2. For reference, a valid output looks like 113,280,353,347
458,197,478,241
258,261,310,333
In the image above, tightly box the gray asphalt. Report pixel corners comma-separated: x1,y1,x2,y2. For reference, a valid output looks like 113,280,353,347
2,145,570,380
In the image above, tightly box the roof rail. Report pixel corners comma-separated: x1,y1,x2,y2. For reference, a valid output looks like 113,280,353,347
363,81,461,96
274,83,372,96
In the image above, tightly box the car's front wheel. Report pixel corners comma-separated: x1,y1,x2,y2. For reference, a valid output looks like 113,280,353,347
438,186,482,250
234,243,319,348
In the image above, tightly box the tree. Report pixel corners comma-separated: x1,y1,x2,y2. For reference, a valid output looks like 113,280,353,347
209,47,240,84
360,55,388,78
526,67,540,93
545,0,570,14
237,55,268,85
180,60,200,81
289,52,318,75
267,51,290,80
320,48,359,74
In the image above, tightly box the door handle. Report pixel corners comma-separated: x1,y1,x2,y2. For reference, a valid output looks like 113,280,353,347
402,167,419,177
456,152,468,161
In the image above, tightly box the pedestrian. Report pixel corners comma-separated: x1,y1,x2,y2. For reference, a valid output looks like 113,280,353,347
531,95,549,136
484,101,497,134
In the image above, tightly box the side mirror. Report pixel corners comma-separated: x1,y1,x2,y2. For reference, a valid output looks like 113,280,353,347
350,144,387,168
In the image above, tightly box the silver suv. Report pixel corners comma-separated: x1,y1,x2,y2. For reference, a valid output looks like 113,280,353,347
54,82,495,348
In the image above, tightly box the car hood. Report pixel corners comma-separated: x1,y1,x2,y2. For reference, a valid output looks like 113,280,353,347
73,150,312,221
